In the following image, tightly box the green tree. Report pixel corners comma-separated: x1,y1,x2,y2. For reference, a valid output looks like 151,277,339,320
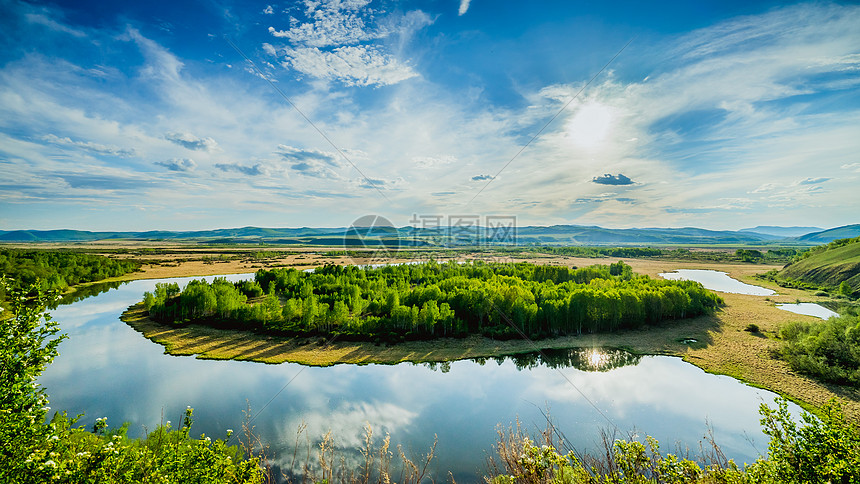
0,278,65,481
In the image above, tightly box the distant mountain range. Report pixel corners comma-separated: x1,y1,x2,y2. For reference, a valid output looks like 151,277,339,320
0,224,857,246
739,226,823,237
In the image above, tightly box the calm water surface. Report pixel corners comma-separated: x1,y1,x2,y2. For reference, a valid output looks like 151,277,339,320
659,269,776,296
40,275,803,481
776,302,839,319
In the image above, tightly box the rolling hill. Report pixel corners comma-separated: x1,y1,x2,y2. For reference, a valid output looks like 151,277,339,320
739,226,822,237
778,237,860,294
795,224,860,243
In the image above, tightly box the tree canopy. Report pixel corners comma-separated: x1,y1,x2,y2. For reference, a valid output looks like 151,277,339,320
143,261,722,342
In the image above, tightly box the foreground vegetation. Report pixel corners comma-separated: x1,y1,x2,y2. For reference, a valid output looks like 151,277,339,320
487,397,860,484
141,261,723,343
0,279,263,483
779,310,860,386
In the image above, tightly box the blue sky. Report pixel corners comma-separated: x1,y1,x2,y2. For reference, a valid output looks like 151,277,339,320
0,0,858,231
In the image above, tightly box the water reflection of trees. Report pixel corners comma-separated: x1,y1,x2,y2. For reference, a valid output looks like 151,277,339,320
422,348,642,373
508,348,642,372
51,280,127,308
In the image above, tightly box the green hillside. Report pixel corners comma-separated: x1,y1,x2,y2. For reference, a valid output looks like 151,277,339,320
777,237,860,295
796,224,860,243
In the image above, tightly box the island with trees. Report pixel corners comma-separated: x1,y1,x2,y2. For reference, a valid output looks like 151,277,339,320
132,261,722,357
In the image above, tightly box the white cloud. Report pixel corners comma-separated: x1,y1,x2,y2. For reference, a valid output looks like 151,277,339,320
841,162,860,173
262,5,274,15
276,144,350,179
261,42,277,56
277,145,345,179
458,0,471,16
155,158,196,172
215,162,269,176
285,45,418,86
355,176,405,190
267,0,380,47
266,0,431,86
164,131,219,152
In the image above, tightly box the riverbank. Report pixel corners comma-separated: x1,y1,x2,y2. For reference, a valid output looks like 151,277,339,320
114,255,860,419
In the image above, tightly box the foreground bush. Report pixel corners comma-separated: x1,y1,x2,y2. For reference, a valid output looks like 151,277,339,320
487,398,860,483
779,312,860,386
0,278,263,484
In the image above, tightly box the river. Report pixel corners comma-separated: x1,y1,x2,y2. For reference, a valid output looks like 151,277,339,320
39,274,804,481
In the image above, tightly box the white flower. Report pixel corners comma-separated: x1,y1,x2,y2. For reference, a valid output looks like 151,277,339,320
44,460,56,468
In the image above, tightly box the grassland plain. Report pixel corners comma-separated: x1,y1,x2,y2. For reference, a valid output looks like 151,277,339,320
107,252,860,419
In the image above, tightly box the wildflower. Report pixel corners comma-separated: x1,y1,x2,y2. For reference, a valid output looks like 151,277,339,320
44,460,57,468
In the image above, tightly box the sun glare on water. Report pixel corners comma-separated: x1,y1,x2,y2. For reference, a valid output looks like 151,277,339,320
586,349,609,369
566,102,613,149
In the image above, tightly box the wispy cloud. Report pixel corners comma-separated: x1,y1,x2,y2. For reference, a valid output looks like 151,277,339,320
796,177,830,185
25,12,86,38
41,134,137,157
60,173,148,190
413,155,457,168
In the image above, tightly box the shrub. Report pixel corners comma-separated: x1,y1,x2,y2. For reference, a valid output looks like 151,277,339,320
778,314,860,385
745,323,760,333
